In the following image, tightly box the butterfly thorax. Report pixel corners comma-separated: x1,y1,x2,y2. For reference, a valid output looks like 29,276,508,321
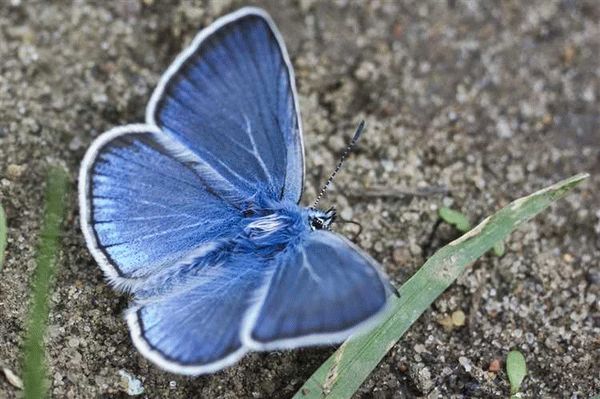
237,200,335,257
239,201,305,252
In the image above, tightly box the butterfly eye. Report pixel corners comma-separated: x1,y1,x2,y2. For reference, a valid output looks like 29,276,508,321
311,218,324,230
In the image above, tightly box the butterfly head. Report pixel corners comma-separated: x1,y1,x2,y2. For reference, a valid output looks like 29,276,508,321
308,207,336,231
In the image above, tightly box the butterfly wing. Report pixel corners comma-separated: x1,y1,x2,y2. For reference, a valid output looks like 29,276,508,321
243,230,393,350
79,125,244,289
80,7,303,288
147,7,304,203
127,250,272,375
125,229,392,374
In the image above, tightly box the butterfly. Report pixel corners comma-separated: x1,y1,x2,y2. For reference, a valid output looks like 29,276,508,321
79,7,394,375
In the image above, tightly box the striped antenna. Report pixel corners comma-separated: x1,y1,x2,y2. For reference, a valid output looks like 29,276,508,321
312,120,366,208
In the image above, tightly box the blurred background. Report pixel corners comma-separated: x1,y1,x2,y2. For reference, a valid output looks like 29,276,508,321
0,1,598,397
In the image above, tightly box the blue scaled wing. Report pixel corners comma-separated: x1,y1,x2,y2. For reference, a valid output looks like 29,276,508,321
79,124,244,289
147,7,304,203
243,231,393,350
126,251,270,375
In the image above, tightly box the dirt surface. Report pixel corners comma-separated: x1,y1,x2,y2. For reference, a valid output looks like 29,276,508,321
0,1,598,398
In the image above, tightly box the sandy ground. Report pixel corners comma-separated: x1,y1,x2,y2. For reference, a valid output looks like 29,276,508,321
0,1,598,398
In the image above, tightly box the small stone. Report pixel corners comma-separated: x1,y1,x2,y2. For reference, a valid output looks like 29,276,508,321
70,350,83,366
451,310,466,327
496,118,513,138
437,315,454,331
6,164,26,180
507,164,524,183
409,363,433,394
69,136,83,151
373,390,387,399
392,245,410,264
299,0,316,12
459,356,472,373
2,367,23,389
544,336,559,351
340,207,353,220
118,369,144,396
409,241,422,256
562,253,574,263
562,45,576,64
261,377,276,394
513,329,523,338
426,388,441,399
525,332,535,345
488,359,501,372
585,271,600,285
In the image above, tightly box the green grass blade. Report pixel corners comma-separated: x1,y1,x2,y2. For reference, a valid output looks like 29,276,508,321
23,166,69,399
293,173,588,399
0,202,6,271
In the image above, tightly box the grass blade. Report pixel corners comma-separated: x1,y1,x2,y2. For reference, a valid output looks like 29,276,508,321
0,202,6,271
293,173,589,399
23,166,69,399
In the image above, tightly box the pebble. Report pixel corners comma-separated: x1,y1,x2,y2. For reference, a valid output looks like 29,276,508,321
459,356,473,373
585,271,600,285
438,315,454,330
451,310,466,327
118,370,144,396
2,367,23,389
496,118,513,138
5,164,25,180
488,359,501,372
340,207,353,220
409,363,433,394
414,344,426,353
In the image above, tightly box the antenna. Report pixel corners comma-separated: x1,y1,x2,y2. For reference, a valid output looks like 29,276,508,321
312,120,366,208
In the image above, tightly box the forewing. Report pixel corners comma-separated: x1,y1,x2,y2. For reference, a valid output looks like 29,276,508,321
127,252,271,375
147,7,304,203
79,124,243,289
243,231,393,350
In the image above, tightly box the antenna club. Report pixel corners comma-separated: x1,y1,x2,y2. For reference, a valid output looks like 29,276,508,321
353,120,366,141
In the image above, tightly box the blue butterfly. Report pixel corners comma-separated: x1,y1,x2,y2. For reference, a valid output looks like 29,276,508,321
79,7,394,375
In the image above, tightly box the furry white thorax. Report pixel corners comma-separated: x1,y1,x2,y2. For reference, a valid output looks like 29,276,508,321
244,213,288,238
